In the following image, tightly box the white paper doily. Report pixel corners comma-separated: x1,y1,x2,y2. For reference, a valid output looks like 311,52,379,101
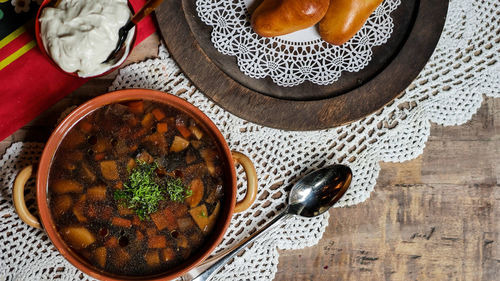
196,0,401,87
1,0,499,280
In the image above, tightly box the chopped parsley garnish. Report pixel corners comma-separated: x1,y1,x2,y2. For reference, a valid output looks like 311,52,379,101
114,160,191,220
167,177,193,202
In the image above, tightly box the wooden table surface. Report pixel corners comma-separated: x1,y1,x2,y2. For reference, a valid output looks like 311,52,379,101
2,35,498,281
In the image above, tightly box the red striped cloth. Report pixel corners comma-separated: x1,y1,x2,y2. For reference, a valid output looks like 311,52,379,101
0,0,156,141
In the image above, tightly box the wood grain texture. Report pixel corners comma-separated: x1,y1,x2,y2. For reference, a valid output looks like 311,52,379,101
156,0,448,130
2,31,498,281
275,97,500,281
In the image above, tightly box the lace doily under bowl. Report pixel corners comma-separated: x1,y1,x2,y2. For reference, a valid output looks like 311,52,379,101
156,0,448,130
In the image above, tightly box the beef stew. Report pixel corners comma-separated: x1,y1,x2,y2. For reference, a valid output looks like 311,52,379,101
47,100,225,276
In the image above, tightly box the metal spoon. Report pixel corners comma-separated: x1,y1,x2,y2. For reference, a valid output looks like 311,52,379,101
191,164,352,281
104,0,164,63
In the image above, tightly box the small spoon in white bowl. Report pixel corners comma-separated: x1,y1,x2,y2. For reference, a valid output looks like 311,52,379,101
191,164,352,281
104,0,164,63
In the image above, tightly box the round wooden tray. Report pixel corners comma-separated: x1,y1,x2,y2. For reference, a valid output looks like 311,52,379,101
156,0,448,130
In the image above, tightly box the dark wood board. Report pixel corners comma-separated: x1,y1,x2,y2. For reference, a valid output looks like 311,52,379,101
156,0,448,130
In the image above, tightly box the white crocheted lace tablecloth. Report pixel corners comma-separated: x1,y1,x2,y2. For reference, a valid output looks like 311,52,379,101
196,0,401,87
1,0,499,280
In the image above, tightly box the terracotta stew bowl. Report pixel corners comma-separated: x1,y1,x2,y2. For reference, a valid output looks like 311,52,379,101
13,89,258,280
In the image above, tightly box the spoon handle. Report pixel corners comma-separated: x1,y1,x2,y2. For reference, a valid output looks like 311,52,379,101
131,0,165,24
192,209,292,281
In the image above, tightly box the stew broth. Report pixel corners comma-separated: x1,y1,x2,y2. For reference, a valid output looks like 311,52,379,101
47,100,225,276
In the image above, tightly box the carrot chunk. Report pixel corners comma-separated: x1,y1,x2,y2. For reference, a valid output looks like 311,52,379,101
152,108,166,121
162,248,176,262
132,128,147,139
125,100,144,114
146,227,158,237
144,132,168,153
100,160,119,180
126,158,136,172
176,124,191,139
105,236,119,248
112,217,132,228
93,138,109,153
167,202,188,217
136,230,144,241
113,248,130,267
115,181,123,190
94,153,106,161
150,208,178,231
118,205,133,216
157,122,168,133
148,235,167,248
101,206,113,221
62,130,85,149
79,121,93,133
132,216,142,227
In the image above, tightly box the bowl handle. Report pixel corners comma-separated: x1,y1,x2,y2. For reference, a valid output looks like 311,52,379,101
13,166,42,229
231,151,258,213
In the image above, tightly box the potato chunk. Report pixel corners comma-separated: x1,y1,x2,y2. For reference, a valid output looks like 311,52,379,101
206,202,220,234
80,163,96,182
73,195,87,222
170,136,190,152
200,149,217,175
189,125,203,140
53,195,72,217
62,227,96,249
141,113,154,129
145,250,160,267
100,160,119,180
189,204,209,233
87,185,107,201
51,179,83,194
94,247,106,268
186,178,204,207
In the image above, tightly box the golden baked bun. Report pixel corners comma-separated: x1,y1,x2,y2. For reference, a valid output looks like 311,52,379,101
319,0,384,45
251,0,330,37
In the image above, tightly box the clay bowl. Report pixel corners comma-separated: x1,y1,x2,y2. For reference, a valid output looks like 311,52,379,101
35,0,136,78
13,89,258,280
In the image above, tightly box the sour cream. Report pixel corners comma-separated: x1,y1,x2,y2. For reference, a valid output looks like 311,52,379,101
39,0,134,77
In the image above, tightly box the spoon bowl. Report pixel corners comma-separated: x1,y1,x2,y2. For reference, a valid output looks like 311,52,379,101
191,164,352,281
289,164,352,217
